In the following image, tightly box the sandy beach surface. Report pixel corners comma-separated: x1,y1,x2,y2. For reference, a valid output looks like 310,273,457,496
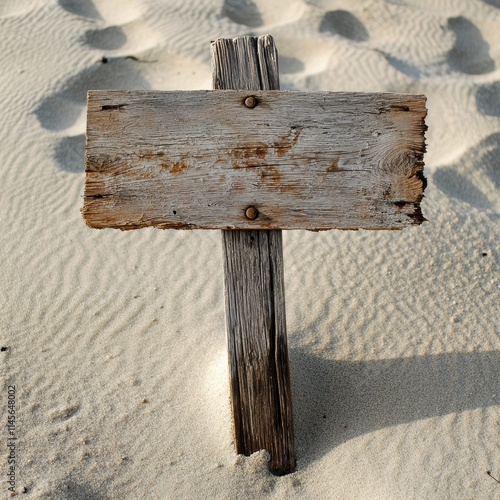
1,0,499,498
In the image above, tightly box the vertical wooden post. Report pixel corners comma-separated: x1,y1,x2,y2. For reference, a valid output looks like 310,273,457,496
211,36,296,475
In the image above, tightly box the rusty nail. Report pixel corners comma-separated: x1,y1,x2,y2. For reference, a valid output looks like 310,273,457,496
245,206,259,220
244,96,257,108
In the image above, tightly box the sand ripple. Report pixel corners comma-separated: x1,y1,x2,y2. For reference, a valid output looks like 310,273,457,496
1,0,499,498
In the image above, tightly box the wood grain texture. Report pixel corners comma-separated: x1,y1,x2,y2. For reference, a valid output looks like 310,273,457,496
212,35,280,91
222,229,294,475
214,35,295,475
82,90,427,231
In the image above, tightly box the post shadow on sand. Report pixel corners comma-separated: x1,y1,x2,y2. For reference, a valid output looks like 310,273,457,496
290,348,500,463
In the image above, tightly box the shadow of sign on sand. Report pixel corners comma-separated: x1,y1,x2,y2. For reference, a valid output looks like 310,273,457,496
290,349,499,463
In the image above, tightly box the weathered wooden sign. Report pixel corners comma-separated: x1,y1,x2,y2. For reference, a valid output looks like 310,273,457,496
82,35,427,475
83,91,426,231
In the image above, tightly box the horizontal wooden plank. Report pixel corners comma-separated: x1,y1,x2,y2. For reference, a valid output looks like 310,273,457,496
83,90,427,230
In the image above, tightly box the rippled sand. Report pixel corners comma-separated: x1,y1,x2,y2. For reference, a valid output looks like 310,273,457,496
1,0,499,498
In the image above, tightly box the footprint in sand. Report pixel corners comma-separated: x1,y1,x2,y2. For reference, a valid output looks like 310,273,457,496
382,53,422,79
319,10,369,42
279,55,305,75
276,37,333,81
476,81,500,117
41,0,155,172
376,13,497,80
222,0,263,27
447,16,495,75
222,0,304,28
48,479,101,500
53,136,86,174
59,0,143,24
433,133,500,213
61,0,156,55
83,19,159,54
83,25,127,50
49,404,81,422
36,59,150,132
58,0,102,19
39,58,150,172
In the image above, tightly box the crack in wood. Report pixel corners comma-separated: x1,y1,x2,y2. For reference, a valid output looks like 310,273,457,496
101,104,127,111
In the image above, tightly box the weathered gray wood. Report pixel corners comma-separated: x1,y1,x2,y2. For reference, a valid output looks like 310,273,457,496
212,35,280,91
222,229,294,475
82,89,427,231
213,35,296,475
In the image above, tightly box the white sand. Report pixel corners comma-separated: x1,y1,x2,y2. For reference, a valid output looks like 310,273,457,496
1,0,499,498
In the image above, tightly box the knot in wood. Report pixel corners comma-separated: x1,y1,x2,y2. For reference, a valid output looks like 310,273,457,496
244,96,257,108
245,206,259,220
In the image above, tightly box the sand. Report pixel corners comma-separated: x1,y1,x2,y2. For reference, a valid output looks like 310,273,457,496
0,0,499,498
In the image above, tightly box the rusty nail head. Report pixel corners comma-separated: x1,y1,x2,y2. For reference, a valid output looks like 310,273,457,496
244,96,257,108
245,206,259,220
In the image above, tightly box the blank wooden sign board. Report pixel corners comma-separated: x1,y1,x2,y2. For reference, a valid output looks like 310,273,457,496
82,35,427,475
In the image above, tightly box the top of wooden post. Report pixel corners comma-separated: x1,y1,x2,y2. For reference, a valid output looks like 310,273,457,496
211,35,280,91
